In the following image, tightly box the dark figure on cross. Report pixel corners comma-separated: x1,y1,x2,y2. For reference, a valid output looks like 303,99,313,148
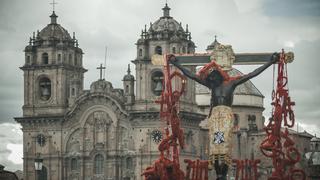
169,53,279,179
169,53,279,114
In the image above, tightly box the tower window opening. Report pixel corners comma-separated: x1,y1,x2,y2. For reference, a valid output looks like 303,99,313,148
58,54,61,63
151,71,164,96
248,115,257,131
74,56,78,66
182,47,186,54
139,49,143,57
26,56,31,64
71,88,76,96
125,85,129,93
186,131,193,145
155,46,162,55
39,77,51,101
172,47,176,54
234,114,239,128
42,53,49,64
69,54,72,65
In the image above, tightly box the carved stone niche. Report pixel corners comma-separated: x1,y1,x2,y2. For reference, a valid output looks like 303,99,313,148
83,111,113,150
93,111,112,131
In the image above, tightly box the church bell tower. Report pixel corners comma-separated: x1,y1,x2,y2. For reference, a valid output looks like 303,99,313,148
133,3,197,111
21,11,87,116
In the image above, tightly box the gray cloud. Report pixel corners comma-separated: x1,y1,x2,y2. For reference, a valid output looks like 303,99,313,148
263,0,320,17
0,123,22,171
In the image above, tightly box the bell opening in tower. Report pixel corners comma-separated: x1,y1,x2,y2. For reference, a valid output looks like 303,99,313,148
155,46,162,55
42,53,49,65
39,77,51,101
151,71,164,96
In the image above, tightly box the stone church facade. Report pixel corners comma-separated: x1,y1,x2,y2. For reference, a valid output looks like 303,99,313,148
15,4,312,180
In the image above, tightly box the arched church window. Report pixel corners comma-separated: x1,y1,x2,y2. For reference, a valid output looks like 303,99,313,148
151,71,164,96
155,46,162,55
69,54,72,65
26,55,31,64
182,47,186,54
234,114,239,127
94,154,104,174
39,77,51,101
139,49,143,57
71,158,78,171
172,47,176,54
125,85,129,93
42,53,49,64
126,157,133,169
71,88,75,96
74,55,78,66
248,115,257,131
186,131,193,145
58,54,61,63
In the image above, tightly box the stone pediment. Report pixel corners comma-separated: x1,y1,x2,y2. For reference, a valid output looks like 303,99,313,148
90,80,113,93
65,79,127,121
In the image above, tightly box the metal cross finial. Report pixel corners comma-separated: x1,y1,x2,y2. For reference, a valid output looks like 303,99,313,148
50,0,58,12
97,64,106,80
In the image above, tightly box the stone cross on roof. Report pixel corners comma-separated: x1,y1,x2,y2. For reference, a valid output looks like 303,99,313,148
97,64,106,80
50,0,58,12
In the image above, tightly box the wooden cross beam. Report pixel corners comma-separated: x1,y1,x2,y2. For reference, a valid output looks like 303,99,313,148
173,53,274,66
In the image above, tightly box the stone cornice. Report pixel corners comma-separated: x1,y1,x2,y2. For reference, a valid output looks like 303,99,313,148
129,110,205,126
20,64,87,73
14,115,63,126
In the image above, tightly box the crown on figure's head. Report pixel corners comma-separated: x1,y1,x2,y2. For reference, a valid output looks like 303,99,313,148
197,59,242,83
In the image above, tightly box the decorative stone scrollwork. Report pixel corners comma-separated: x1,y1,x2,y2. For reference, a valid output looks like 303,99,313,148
66,129,81,154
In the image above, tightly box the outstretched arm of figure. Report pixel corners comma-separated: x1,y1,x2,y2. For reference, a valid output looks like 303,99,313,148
233,52,279,86
168,55,207,86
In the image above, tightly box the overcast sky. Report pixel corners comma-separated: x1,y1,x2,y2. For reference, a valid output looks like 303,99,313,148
0,0,319,171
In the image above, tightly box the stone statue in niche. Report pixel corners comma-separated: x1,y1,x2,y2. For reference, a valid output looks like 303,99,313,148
94,111,112,130
93,111,112,144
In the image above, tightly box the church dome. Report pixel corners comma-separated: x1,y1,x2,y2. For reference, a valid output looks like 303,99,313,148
38,11,72,41
228,69,263,97
123,64,134,81
123,74,134,81
149,4,184,33
206,36,221,51
311,136,320,142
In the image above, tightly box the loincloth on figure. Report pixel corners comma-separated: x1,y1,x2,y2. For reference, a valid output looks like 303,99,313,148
207,105,233,166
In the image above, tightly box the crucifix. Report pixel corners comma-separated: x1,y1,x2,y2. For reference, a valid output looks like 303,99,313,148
50,0,58,12
153,38,293,179
97,64,106,80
